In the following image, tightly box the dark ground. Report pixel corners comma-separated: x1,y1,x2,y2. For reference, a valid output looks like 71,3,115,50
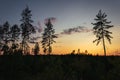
0,55,120,80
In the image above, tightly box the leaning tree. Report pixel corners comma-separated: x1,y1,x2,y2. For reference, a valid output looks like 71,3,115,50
20,6,36,54
41,18,57,55
92,10,114,56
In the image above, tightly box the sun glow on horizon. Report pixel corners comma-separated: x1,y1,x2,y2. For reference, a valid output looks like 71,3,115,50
15,26,119,56
28,25,120,56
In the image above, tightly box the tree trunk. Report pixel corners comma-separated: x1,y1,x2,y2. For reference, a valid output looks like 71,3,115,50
102,37,106,56
102,30,106,56
101,24,106,56
48,38,50,55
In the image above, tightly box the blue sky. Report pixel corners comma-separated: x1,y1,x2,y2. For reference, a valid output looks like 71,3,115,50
0,0,120,28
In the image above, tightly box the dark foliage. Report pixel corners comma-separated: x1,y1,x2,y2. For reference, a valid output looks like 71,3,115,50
34,42,40,55
0,55,119,80
20,6,36,55
1,21,11,55
10,24,20,54
41,19,56,55
92,10,113,56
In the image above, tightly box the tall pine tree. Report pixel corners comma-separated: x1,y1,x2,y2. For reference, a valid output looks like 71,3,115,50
20,6,36,54
2,21,11,55
0,25,3,49
92,10,113,56
42,19,56,55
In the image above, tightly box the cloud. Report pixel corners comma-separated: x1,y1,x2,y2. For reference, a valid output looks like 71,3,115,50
60,26,92,35
34,21,43,33
32,25,93,39
44,17,57,24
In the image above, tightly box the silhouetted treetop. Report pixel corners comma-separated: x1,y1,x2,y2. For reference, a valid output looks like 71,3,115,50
20,6,36,55
92,10,114,56
42,18,57,55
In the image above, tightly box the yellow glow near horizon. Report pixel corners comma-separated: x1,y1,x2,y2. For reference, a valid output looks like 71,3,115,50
30,26,120,56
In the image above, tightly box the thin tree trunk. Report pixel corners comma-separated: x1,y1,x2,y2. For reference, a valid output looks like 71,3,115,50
48,38,50,55
102,36,106,56
22,40,25,55
101,24,106,56
48,31,51,55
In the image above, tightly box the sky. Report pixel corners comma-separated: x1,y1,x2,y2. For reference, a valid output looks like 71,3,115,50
0,0,120,55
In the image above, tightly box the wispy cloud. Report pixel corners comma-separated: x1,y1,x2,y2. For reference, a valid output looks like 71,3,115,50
60,26,92,35
34,21,43,33
44,17,57,24
54,26,92,38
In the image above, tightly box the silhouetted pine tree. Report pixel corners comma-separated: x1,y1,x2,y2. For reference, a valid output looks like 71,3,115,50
2,21,11,55
41,19,56,55
10,24,20,54
0,25,3,49
34,42,40,55
92,10,113,56
20,6,36,55
3,21,10,44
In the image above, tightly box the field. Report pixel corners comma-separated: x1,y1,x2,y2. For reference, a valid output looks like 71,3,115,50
0,55,120,80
